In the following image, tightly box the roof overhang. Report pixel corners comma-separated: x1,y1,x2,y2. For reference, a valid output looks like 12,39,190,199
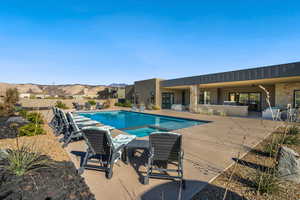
161,76,300,89
161,62,300,88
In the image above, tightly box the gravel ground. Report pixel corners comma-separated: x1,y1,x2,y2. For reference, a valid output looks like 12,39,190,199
0,112,95,200
193,127,300,200
0,160,95,200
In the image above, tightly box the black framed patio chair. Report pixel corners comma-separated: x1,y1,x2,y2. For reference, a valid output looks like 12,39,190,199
78,127,136,179
73,102,84,111
51,107,69,136
85,102,91,110
143,132,185,189
61,112,114,147
95,102,103,110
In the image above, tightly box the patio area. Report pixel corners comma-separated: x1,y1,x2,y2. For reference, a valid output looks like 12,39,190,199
59,109,279,200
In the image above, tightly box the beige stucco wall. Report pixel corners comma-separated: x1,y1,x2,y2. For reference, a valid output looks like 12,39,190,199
275,82,300,108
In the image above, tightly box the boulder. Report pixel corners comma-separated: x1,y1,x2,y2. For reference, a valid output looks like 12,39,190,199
5,116,28,127
0,149,8,160
276,146,300,183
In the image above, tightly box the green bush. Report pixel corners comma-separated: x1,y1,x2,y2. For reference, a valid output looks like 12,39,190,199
282,135,300,145
4,144,51,176
26,112,44,124
287,125,299,135
55,101,69,109
115,102,123,107
115,101,132,107
87,100,96,106
251,168,280,195
18,123,45,136
18,109,28,118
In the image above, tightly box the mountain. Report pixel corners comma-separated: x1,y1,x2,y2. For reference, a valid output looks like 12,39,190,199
0,83,108,97
108,83,127,87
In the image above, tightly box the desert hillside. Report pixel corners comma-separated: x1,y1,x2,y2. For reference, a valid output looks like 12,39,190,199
0,82,110,97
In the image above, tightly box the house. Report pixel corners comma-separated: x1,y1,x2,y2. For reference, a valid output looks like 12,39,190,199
126,61,300,116
98,87,125,99
35,94,50,99
19,93,31,98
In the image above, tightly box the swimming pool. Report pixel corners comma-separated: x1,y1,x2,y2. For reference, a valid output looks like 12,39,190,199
79,111,207,137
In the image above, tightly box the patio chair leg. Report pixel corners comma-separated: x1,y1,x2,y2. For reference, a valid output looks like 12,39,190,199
106,162,114,179
62,134,72,148
143,157,151,185
78,151,90,175
182,179,186,189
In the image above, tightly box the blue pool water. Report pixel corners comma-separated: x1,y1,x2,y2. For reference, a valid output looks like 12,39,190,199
79,111,207,137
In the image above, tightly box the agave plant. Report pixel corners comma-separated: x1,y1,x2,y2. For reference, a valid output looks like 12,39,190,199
2,143,52,176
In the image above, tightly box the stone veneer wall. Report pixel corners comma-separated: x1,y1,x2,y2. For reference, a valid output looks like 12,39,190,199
134,78,161,106
275,82,300,108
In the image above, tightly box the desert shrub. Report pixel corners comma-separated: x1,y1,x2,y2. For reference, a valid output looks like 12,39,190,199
0,88,19,116
115,102,123,106
18,123,45,136
55,101,69,109
88,100,96,106
287,125,299,135
264,141,280,157
26,112,44,124
4,144,51,176
152,105,160,110
123,101,132,107
0,103,5,116
251,168,280,195
115,101,132,107
282,135,300,145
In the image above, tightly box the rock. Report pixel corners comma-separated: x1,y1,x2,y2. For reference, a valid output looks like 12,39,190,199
0,149,8,160
276,146,300,183
5,116,28,127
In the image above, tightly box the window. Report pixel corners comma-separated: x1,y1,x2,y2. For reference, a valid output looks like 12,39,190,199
294,90,300,108
199,91,211,104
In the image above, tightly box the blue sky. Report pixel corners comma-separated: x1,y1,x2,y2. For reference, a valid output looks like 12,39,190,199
0,0,299,85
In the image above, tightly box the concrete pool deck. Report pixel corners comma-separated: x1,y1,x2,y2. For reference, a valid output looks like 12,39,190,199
63,109,280,200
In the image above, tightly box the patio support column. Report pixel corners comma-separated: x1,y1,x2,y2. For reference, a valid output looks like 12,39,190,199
189,85,198,112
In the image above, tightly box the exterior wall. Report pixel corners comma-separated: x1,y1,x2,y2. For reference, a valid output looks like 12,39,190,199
134,78,160,105
117,88,125,99
275,82,300,108
125,85,134,102
19,98,117,109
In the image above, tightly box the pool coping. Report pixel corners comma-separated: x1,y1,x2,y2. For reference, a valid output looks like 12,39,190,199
76,109,212,137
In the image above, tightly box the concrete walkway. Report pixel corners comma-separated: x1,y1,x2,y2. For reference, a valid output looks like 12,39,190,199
63,110,280,200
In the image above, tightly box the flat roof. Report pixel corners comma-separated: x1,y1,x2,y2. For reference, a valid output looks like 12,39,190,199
161,61,300,87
